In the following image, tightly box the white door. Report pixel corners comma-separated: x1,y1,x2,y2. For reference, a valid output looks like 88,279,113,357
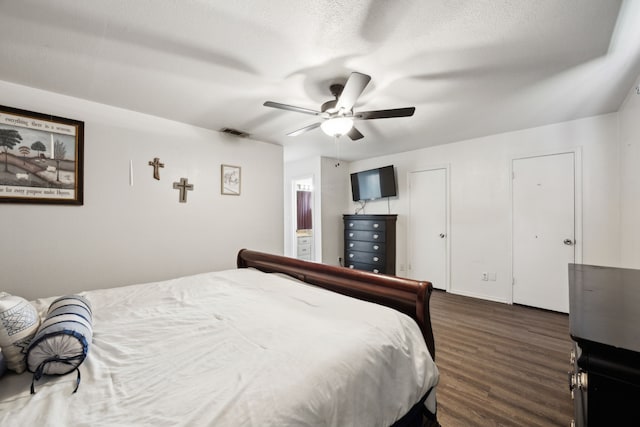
408,168,448,290
512,153,575,313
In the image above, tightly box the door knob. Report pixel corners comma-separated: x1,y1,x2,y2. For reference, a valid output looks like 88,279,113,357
564,239,574,246
439,233,446,238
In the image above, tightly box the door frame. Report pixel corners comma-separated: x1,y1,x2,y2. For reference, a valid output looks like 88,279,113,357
509,148,583,305
291,174,317,261
406,164,451,292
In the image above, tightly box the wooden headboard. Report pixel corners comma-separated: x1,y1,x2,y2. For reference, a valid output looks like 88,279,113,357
237,249,436,361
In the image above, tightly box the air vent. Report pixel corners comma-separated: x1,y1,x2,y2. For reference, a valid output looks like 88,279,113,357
220,127,250,138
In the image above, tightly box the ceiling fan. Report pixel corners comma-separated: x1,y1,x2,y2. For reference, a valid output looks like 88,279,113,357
263,72,415,140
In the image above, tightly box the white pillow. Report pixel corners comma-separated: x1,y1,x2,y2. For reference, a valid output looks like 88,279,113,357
0,292,41,374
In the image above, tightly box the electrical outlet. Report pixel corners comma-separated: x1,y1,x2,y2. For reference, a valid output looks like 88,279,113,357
488,272,497,281
481,272,489,281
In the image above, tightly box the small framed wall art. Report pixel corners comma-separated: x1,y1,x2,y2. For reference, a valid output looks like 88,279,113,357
221,164,241,195
0,105,84,205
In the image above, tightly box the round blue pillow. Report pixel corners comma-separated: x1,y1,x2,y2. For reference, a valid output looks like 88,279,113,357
26,295,92,394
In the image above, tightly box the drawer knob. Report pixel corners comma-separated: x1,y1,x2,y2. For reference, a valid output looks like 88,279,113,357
349,233,354,237
373,234,379,239
373,223,379,228
349,223,354,227
568,371,588,392
577,372,588,391
373,269,379,273
568,372,576,392
373,245,379,250
349,265,354,269
349,243,354,248
349,254,354,258
373,257,379,262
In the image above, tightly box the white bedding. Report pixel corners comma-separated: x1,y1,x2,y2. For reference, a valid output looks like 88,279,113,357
0,268,438,426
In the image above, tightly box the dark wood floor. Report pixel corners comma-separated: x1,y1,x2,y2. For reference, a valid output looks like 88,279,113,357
429,290,573,426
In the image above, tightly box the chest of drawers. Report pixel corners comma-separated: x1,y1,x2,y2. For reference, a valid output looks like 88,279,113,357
568,264,640,426
343,214,396,275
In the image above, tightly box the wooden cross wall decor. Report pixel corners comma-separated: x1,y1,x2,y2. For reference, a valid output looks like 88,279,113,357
173,178,194,203
148,157,165,180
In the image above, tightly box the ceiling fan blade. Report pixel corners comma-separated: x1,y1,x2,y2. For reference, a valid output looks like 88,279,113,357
287,122,322,136
355,107,415,120
264,101,323,116
347,127,364,141
335,72,371,111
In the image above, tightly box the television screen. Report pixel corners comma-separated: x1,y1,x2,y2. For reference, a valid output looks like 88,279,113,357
350,165,397,201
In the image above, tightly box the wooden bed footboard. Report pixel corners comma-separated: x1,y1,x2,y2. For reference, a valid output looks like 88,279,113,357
237,249,436,361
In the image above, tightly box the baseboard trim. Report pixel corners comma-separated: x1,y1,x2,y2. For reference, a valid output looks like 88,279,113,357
446,288,510,304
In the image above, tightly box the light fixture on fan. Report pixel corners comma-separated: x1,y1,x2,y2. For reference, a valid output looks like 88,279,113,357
320,117,353,137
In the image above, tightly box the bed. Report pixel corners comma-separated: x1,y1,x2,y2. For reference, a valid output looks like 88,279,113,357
0,249,439,426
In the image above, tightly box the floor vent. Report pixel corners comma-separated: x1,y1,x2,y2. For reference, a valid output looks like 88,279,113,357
220,127,250,138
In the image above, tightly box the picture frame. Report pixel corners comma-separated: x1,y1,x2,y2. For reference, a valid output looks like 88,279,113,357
221,164,241,195
0,105,84,205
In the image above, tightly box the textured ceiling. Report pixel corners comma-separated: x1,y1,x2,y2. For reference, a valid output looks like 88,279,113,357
1,0,639,162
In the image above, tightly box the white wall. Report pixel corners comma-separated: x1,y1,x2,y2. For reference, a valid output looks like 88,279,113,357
1,80,283,300
320,157,348,266
620,75,640,267
348,114,621,303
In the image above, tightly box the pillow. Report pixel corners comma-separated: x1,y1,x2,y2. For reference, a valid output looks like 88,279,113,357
0,292,41,374
27,295,93,394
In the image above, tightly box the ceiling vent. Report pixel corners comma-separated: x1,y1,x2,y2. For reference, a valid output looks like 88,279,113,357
220,127,250,138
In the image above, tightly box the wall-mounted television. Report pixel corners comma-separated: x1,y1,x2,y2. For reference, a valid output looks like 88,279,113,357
350,165,397,202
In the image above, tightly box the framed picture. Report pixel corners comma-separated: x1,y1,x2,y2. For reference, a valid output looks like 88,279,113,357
221,164,241,195
0,105,84,205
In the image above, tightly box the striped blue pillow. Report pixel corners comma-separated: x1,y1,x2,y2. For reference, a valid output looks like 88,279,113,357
26,295,92,393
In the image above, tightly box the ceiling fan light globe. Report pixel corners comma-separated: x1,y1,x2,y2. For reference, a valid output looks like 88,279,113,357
321,117,354,137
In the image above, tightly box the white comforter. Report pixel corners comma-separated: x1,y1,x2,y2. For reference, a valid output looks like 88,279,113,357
0,268,438,426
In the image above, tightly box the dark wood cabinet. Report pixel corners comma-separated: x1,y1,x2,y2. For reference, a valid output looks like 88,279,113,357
343,214,396,275
568,264,640,427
